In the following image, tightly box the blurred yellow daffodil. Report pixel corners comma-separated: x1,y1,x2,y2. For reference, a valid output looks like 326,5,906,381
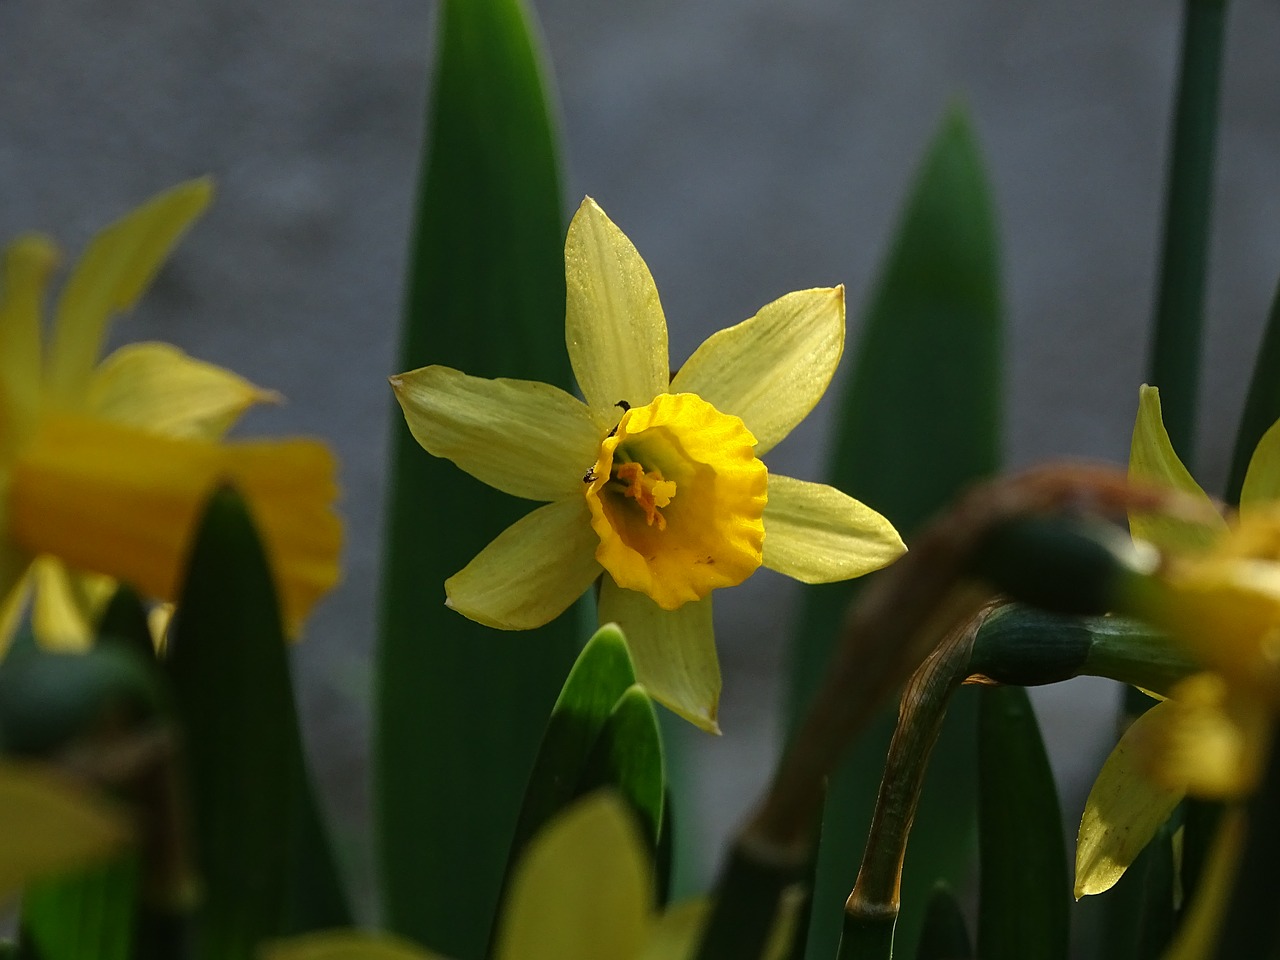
0,180,341,652
262,791,799,960
1077,384,1280,958
392,198,903,730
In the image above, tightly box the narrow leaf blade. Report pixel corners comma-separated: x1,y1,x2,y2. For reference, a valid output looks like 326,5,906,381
374,0,576,955
976,685,1068,960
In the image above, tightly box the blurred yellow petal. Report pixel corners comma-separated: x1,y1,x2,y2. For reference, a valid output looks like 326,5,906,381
1142,674,1269,799
445,498,601,630
46,180,213,404
391,365,600,502
1162,811,1244,960
9,413,340,636
0,761,132,899
586,393,766,610
0,236,57,452
599,579,720,733
1128,385,1226,552
496,792,651,960
260,931,444,960
564,198,669,424
761,475,905,583
0,565,30,662
88,342,279,440
1240,416,1280,514
639,890,801,960
1136,552,1280,704
31,558,115,653
670,288,844,455
1075,700,1184,897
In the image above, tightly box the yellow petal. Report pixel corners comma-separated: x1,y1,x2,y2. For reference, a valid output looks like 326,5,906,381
585,393,766,610
1128,385,1226,552
670,288,844,455
639,890,802,960
445,498,601,630
0,566,31,663
761,475,904,583
598,578,721,733
1141,673,1270,799
1240,416,1280,513
9,413,341,636
88,342,279,440
496,792,652,960
31,558,116,653
260,931,443,960
1161,810,1244,960
1075,700,1185,897
46,180,213,405
0,761,132,899
0,236,57,452
564,198,669,423
391,365,601,502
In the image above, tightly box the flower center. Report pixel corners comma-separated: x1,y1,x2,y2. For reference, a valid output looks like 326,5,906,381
583,392,767,610
611,459,677,530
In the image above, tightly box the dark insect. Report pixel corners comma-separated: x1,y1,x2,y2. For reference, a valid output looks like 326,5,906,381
606,399,632,439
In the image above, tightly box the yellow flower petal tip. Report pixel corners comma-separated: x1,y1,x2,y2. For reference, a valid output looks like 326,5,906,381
586,393,766,610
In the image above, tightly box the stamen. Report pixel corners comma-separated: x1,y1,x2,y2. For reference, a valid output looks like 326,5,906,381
614,461,676,530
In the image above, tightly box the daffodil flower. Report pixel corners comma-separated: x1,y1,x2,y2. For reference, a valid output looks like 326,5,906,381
391,198,904,730
262,791,800,960
0,180,342,653
1076,385,1280,940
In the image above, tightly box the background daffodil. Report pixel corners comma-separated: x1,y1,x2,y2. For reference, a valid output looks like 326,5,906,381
392,197,904,731
1076,385,1280,911
0,180,342,653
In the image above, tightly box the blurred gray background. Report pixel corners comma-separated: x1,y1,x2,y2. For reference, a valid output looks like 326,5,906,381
4,0,1279,919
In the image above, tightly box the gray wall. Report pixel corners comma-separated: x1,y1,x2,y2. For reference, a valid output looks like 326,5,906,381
4,0,1279,917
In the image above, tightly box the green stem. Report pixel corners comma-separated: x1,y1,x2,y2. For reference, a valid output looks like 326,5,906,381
1146,0,1229,464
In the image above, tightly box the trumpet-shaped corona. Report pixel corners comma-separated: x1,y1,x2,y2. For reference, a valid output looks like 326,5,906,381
585,393,766,610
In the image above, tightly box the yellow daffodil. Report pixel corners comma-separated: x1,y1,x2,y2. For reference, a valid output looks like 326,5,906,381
0,181,342,652
262,791,800,960
391,198,904,731
1076,385,1280,956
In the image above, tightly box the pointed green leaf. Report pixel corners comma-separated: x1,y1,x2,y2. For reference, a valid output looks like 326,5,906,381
789,104,1002,960
507,624,638,863
375,0,576,955
166,488,348,960
977,685,1068,960
578,685,665,850
1227,276,1280,505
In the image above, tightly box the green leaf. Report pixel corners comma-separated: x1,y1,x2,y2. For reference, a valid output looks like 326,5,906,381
374,0,575,955
976,685,1068,960
1145,0,1228,464
22,856,139,960
506,624,638,865
166,488,349,960
914,884,972,960
1226,276,1280,505
790,104,1002,960
578,685,665,850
